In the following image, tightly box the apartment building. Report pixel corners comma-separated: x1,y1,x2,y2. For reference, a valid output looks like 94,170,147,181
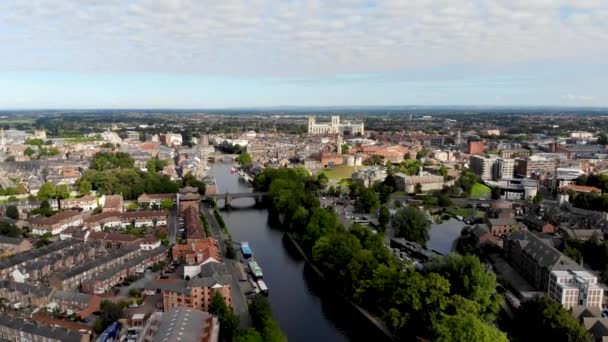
493,158,515,180
137,193,176,207
83,210,167,231
30,210,83,235
469,155,495,180
514,156,557,178
548,270,603,309
150,263,232,312
505,231,587,293
60,195,98,211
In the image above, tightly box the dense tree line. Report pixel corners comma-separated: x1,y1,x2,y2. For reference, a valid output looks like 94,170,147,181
510,295,591,342
209,293,286,342
76,152,202,200
254,167,505,340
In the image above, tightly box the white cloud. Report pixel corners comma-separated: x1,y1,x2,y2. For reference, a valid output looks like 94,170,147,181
0,0,606,77
562,94,594,102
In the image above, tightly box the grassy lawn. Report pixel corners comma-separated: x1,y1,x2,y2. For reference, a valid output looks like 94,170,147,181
0,119,35,124
449,208,486,219
320,165,360,180
470,183,492,199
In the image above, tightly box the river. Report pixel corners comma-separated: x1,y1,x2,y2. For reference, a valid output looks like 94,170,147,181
208,161,464,341
208,161,391,342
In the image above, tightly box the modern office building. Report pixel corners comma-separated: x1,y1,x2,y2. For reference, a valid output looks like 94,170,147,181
470,155,514,181
307,116,364,135
548,270,603,309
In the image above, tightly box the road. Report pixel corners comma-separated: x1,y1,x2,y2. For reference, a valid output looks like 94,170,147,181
168,207,178,244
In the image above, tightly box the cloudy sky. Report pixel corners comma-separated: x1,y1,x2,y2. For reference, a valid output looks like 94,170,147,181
0,0,607,108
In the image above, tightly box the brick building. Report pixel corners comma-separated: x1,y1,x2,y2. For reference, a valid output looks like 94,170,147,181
30,210,83,235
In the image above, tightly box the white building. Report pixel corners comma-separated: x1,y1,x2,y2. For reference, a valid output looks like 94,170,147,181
548,270,604,309
570,131,593,139
308,116,364,135
470,155,515,181
493,158,515,181
470,155,496,180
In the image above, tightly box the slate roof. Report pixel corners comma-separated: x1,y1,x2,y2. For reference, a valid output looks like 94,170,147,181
0,316,82,342
507,231,583,271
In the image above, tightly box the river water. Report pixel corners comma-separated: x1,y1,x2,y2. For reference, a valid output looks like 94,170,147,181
208,161,462,342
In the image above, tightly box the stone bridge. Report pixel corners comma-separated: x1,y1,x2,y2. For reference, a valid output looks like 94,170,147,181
207,192,268,207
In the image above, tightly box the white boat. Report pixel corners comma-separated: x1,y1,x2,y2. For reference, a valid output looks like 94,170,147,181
257,279,269,295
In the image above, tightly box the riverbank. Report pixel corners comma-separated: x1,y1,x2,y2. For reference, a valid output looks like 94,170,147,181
284,232,395,341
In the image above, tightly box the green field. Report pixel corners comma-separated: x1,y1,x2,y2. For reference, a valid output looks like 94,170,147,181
0,119,35,124
470,183,492,199
449,208,486,219
320,165,359,180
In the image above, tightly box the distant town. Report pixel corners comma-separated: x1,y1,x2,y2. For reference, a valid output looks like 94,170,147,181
1,109,608,341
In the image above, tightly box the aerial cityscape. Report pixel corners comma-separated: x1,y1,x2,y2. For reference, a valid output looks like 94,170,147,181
1,1,608,342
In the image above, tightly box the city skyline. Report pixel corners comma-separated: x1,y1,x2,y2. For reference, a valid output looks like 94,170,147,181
0,0,607,109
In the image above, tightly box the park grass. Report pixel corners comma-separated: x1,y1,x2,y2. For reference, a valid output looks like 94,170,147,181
470,183,492,199
320,165,360,180
449,208,486,219
0,119,35,124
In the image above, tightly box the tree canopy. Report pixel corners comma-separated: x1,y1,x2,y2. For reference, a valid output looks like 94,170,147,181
512,295,591,342
392,206,430,245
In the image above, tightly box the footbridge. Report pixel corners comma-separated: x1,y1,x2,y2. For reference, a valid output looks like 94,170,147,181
207,192,268,207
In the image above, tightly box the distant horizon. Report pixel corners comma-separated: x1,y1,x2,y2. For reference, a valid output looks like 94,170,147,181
2,104,608,113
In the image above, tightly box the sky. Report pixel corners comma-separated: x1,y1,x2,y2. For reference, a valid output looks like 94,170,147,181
0,0,607,109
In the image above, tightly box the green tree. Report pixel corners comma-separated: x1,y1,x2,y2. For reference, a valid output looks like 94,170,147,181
378,206,390,228
209,292,240,342
0,221,21,237
78,180,92,195
414,183,422,193
532,192,544,203
6,205,19,220
512,295,592,342
94,300,125,333
598,133,608,145
354,187,380,213
37,182,56,200
316,173,329,190
428,254,503,321
433,313,508,342
378,184,393,204
313,232,362,276
437,194,453,207
249,296,287,342
341,144,350,154
4,156,15,162
236,152,252,167
234,329,264,342
392,206,430,244
24,147,36,157
160,198,174,211
55,184,70,199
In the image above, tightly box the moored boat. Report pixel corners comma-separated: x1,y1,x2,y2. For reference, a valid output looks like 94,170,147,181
241,242,252,259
